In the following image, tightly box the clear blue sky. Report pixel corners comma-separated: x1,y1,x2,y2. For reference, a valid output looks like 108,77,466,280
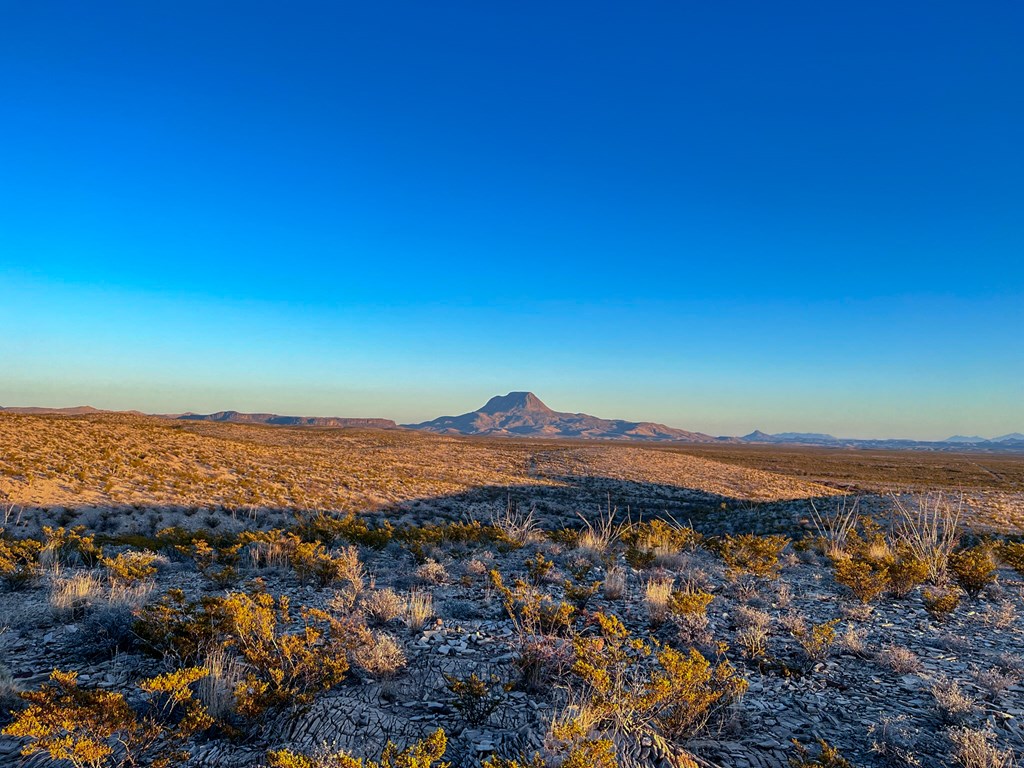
1,1,1021,439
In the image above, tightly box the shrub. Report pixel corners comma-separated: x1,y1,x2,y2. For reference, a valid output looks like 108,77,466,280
416,559,449,585
949,545,997,598
791,618,839,664
444,672,510,726
2,667,212,768
0,532,42,590
788,739,854,768
948,726,1014,768
601,567,626,600
79,604,138,659
179,539,242,586
134,588,228,663
405,590,435,633
490,570,576,636
100,550,158,586
718,534,789,579
922,587,960,622
886,549,929,598
218,591,358,716
267,728,450,768
362,588,405,625
564,579,600,609
41,526,101,567
524,552,554,585
831,556,888,604
998,541,1024,575
351,632,407,679
571,612,746,743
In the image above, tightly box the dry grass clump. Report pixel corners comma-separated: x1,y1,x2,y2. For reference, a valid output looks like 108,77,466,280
415,558,449,585
49,571,104,620
491,501,542,547
362,588,406,625
869,714,921,767
644,576,675,626
948,726,1015,768
197,646,246,720
838,623,871,659
601,567,626,600
241,531,363,587
405,590,434,632
574,507,627,559
351,631,407,679
877,645,922,674
931,678,975,724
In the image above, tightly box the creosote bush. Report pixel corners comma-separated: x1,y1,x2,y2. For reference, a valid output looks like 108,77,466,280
100,550,158,586
267,728,450,768
717,534,789,579
571,612,746,744
2,668,212,768
0,531,43,590
948,545,998,598
788,739,855,768
444,672,511,726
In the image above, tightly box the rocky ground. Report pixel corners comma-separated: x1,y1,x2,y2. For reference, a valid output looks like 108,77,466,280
1,504,1022,768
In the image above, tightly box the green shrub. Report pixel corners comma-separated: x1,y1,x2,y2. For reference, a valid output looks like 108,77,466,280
718,534,789,579
949,545,997,598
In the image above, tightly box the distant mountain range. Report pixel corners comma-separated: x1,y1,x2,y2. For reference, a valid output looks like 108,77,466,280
176,411,398,429
405,391,718,442
2,396,1022,452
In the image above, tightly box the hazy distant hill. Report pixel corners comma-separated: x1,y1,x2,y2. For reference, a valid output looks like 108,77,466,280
406,391,718,442
743,430,839,444
177,411,398,429
739,429,1024,453
0,405,147,416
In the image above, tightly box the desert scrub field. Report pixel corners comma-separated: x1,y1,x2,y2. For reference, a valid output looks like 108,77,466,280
1,493,1023,768
3,414,1023,541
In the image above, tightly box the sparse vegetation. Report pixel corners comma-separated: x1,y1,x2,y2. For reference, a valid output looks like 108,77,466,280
1,417,1023,767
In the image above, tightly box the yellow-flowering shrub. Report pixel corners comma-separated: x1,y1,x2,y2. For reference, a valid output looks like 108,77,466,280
267,728,449,768
2,667,211,768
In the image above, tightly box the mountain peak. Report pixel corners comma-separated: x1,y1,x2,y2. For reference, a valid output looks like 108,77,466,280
478,391,552,414
406,392,716,442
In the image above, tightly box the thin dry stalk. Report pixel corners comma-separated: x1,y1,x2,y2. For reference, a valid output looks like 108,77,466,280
809,495,860,556
405,590,434,632
893,492,962,584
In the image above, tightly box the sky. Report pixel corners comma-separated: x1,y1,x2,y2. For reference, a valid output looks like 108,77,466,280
1,1,1022,440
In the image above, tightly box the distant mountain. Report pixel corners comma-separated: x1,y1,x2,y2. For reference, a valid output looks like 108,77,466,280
0,405,146,416
406,392,717,442
946,435,989,444
993,433,1024,442
178,411,398,429
0,405,104,415
743,430,839,444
